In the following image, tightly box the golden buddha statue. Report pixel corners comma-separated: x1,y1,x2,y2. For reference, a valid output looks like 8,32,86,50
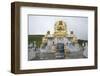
54,20,68,37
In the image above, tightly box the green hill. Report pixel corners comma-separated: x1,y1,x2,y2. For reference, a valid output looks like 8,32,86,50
28,35,44,47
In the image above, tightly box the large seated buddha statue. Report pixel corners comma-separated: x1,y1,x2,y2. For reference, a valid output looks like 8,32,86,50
54,20,68,37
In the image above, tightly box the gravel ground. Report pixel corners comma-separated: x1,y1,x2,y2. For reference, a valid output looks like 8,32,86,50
28,50,87,61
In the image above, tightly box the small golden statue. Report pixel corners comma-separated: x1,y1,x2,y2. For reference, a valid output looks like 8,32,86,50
70,31,78,44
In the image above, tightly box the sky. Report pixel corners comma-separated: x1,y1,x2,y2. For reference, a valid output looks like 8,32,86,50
28,15,88,40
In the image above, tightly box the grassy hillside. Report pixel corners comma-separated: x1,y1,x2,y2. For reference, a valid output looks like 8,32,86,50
28,35,44,47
